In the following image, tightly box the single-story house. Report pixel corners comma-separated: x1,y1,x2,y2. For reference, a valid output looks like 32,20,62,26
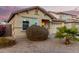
8,6,79,38
8,6,60,38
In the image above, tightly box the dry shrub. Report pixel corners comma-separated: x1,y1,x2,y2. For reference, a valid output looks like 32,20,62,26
26,25,49,41
0,37,16,48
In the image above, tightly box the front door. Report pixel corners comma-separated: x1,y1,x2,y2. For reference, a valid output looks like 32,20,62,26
42,19,50,29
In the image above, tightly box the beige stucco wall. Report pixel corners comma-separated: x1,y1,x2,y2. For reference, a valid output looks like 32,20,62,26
59,14,73,20
49,23,63,34
9,9,54,38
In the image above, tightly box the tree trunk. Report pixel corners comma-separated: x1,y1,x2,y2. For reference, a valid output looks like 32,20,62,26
64,37,71,45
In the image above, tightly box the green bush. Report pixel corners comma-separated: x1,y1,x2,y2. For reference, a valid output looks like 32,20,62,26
0,37,16,48
55,26,67,39
55,25,79,45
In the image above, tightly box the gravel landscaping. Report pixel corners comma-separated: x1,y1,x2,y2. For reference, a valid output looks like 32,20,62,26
0,34,79,53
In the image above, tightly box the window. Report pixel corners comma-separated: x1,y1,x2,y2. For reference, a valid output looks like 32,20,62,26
23,21,29,30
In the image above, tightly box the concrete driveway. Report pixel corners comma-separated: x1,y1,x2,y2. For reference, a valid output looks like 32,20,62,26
0,34,79,53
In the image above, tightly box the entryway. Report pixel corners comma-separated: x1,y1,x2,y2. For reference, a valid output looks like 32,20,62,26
42,19,50,29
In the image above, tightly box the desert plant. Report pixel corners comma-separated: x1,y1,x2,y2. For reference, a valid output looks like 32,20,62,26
0,37,16,48
26,25,49,41
55,25,79,45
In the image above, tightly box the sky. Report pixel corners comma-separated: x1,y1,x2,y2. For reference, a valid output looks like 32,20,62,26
0,6,78,21
20,6,79,12
43,6,79,11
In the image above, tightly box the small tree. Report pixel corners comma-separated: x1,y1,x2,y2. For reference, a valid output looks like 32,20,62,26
55,25,79,45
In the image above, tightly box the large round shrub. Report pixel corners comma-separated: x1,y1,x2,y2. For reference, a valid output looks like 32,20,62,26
26,25,49,41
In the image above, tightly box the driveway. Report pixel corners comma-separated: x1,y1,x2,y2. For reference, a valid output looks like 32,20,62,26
0,34,79,53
